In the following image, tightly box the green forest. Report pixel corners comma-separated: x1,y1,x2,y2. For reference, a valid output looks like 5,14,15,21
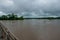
0,13,24,20
0,13,60,20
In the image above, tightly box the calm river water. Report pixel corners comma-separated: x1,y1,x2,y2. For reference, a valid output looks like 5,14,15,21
1,19,60,40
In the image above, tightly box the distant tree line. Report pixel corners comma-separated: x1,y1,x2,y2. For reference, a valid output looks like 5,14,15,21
40,17,60,19
0,13,24,20
0,13,60,20
24,17,60,20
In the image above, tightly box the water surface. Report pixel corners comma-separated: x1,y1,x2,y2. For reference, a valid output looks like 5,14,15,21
1,19,60,40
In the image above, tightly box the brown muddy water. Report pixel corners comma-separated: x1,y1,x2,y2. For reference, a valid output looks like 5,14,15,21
0,19,60,40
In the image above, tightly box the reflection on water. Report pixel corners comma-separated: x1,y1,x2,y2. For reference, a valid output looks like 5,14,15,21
1,19,60,40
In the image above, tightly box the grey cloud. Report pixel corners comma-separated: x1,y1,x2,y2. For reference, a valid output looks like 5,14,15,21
0,0,60,17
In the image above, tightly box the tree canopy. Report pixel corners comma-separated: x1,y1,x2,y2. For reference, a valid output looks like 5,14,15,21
0,13,24,20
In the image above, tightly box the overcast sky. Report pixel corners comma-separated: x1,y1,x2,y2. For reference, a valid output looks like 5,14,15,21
0,0,60,17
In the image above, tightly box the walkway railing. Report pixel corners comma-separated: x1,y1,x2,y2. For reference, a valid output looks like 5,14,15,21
0,22,19,40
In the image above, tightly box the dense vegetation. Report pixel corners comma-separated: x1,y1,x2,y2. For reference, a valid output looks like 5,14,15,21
0,13,60,20
0,13,24,20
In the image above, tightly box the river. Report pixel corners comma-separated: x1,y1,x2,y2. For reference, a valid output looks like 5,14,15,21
0,19,60,40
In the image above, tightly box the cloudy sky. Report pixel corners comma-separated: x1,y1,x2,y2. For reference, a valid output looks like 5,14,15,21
0,0,60,18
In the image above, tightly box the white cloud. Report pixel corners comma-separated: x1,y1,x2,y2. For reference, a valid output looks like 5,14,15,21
0,11,7,16
0,0,14,7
